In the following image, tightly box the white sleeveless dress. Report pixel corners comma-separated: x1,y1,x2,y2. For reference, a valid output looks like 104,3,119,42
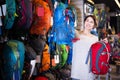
71,34,98,80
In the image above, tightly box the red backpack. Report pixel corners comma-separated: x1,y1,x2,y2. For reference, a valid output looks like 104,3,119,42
35,76,48,80
86,41,111,75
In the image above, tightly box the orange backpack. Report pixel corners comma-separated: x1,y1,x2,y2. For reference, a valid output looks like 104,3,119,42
40,44,50,72
30,0,51,35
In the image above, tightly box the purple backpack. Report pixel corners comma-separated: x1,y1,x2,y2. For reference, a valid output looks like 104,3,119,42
12,0,32,32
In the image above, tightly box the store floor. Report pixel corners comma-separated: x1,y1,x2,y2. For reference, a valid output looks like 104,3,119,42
100,64,120,80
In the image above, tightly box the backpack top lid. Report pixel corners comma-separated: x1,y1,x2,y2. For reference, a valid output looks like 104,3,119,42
53,2,67,24
30,0,51,35
91,41,111,53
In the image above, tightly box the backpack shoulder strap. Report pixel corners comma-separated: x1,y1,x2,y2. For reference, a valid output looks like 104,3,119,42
99,41,110,62
95,41,106,72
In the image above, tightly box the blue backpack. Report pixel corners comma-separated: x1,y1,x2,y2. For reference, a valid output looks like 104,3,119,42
48,2,76,67
4,0,16,29
2,40,25,80
48,2,75,45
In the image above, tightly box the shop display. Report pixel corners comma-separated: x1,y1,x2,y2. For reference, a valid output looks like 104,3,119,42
0,0,119,79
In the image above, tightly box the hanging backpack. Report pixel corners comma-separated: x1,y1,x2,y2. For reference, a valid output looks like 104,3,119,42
86,41,111,75
9,0,33,39
29,35,46,55
48,2,76,45
4,0,16,29
30,0,52,36
55,44,69,69
48,2,77,66
13,0,32,30
22,44,37,80
40,44,50,72
49,44,69,69
2,40,25,80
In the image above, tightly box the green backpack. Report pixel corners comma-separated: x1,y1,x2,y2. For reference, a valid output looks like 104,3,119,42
50,44,69,69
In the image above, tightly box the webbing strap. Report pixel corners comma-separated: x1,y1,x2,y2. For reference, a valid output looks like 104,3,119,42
100,41,110,62
85,49,91,64
0,6,4,16
85,49,92,72
85,48,92,72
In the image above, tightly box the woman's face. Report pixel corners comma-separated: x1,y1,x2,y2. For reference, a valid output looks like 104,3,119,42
84,17,95,30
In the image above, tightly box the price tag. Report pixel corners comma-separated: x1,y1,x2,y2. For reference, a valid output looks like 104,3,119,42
54,55,59,64
36,6,44,16
36,55,41,63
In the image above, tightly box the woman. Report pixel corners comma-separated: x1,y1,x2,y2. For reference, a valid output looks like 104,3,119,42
71,15,98,80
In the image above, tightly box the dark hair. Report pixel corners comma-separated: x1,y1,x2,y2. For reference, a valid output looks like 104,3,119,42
84,15,97,28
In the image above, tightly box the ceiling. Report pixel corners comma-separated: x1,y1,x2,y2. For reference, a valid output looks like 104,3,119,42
94,0,120,13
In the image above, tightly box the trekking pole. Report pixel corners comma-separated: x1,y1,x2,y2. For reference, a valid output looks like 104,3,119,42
105,68,112,80
98,75,100,80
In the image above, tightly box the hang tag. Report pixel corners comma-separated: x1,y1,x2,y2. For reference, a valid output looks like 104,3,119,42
54,1,58,9
2,4,6,16
67,19,69,25
0,7,2,16
30,60,36,79
36,55,41,63
0,4,6,16
36,6,44,16
51,17,53,26
54,55,59,64
0,17,2,26
51,59,56,67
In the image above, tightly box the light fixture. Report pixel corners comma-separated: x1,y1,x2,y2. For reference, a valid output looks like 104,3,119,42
115,0,120,8
87,0,94,4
